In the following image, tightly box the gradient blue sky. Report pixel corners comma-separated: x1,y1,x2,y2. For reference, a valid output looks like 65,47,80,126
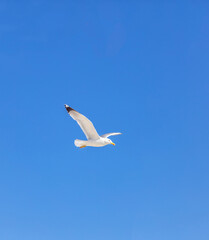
1,1,209,240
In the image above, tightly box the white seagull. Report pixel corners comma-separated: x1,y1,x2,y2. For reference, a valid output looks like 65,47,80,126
64,104,122,148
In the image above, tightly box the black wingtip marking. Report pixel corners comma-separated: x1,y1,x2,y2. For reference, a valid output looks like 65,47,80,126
64,104,74,113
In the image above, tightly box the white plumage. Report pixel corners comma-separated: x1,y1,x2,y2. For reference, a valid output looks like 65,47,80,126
64,105,122,148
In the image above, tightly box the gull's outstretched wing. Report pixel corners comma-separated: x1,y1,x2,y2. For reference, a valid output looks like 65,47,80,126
64,105,100,140
101,132,122,138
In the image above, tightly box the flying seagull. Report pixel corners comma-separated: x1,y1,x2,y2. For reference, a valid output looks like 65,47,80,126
64,104,122,148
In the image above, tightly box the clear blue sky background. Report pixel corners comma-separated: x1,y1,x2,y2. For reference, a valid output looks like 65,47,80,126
0,1,209,239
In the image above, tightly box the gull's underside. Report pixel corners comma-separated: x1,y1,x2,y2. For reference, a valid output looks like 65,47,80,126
64,104,122,148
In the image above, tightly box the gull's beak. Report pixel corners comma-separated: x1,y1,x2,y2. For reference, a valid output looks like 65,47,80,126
111,142,115,146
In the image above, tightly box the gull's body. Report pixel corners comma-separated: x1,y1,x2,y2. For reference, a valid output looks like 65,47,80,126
64,105,122,148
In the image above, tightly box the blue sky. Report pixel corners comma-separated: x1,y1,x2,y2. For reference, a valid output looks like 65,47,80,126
0,1,209,239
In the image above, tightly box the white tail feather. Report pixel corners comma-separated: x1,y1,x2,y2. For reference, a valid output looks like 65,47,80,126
74,139,87,147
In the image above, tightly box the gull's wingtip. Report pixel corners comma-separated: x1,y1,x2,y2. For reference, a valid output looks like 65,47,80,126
64,104,75,113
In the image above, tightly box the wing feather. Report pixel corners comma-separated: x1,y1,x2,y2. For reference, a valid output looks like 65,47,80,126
64,105,100,140
101,132,122,138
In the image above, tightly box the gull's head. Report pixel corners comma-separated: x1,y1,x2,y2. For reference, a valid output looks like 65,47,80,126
105,138,115,146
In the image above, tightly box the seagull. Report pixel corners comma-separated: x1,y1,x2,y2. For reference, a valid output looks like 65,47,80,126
64,104,122,148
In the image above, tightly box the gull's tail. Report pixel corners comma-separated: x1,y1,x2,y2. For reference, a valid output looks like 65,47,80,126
74,139,87,148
